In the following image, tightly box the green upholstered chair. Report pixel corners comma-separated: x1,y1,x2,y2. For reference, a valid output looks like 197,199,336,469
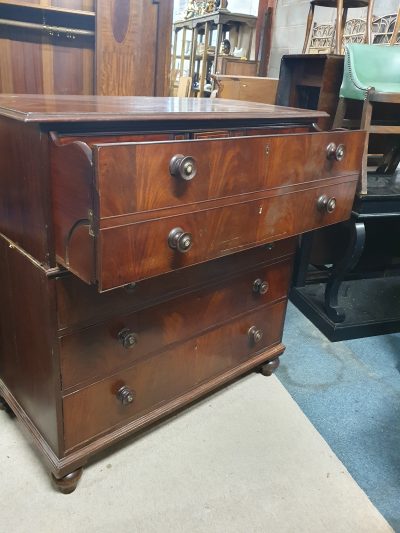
333,43,400,194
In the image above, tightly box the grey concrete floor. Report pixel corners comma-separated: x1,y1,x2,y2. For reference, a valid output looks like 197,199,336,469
0,373,393,533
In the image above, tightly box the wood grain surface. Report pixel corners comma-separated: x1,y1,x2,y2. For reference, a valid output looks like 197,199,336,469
60,259,292,390
0,94,327,123
62,300,287,450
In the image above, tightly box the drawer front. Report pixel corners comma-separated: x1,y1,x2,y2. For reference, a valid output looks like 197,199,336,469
98,179,357,290
60,259,292,389
63,300,286,450
56,238,296,330
93,130,364,217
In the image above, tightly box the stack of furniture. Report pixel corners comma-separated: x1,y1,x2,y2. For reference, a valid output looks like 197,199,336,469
291,44,400,341
0,94,363,492
303,0,374,54
170,11,257,97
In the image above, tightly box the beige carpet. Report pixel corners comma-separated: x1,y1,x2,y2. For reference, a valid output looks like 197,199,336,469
0,374,393,533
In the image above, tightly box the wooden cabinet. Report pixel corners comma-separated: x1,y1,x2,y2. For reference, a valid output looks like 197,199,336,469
0,0,173,96
0,95,364,493
171,11,257,97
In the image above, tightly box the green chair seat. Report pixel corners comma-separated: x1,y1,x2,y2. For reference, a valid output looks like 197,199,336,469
340,44,400,101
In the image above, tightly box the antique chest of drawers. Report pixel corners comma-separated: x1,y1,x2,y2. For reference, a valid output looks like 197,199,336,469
0,95,364,492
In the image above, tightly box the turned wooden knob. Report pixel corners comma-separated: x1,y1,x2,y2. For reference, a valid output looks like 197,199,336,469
326,142,346,162
168,227,193,253
317,195,336,214
169,154,197,181
248,326,263,344
117,386,135,406
253,278,269,295
118,328,138,349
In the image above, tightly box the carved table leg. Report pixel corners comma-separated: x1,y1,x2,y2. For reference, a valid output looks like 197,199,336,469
259,357,280,377
52,467,83,494
324,220,366,323
0,395,15,417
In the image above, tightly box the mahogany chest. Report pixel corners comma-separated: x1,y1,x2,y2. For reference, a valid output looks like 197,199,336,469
0,95,364,492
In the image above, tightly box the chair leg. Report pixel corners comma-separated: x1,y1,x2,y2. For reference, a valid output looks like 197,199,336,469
360,98,373,195
340,7,348,53
333,97,347,129
335,0,344,54
302,3,315,53
390,7,400,45
365,0,375,44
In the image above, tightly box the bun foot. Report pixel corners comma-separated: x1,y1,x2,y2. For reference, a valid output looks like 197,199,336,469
52,467,83,494
259,357,280,376
0,396,15,417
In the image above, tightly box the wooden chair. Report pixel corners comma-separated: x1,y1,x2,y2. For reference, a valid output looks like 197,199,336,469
333,44,400,194
372,11,400,45
303,0,374,55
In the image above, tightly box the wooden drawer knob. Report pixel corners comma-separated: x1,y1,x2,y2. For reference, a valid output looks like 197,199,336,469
317,195,336,214
248,326,263,344
253,278,269,295
116,386,135,406
326,142,346,162
169,154,197,181
168,227,193,253
118,328,138,349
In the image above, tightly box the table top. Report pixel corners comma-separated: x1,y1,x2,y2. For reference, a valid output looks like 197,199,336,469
0,95,326,124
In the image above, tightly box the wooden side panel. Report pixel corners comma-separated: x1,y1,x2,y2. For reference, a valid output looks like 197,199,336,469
0,237,60,454
95,0,173,96
50,139,95,283
0,27,94,95
0,118,53,265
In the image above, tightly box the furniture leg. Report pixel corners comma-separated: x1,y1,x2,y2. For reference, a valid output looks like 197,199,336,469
341,7,348,53
51,468,84,494
335,0,344,55
324,221,366,323
302,3,315,53
376,143,400,175
259,357,281,377
389,6,400,45
360,97,373,194
333,97,347,129
365,0,374,44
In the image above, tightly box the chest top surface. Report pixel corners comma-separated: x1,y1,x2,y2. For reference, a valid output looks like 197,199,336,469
0,94,326,124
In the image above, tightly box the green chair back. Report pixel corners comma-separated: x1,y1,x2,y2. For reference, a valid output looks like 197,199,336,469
340,44,400,100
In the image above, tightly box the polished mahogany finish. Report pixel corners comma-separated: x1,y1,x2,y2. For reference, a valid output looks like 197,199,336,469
0,95,363,492
0,0,172,97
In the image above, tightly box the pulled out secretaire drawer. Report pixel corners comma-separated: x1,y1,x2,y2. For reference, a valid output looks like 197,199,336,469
50,130,364,291
62,299,287,451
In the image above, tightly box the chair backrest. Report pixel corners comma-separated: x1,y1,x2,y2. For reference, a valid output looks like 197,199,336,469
308,22,334,54
372,13,400,45
340,43,400,99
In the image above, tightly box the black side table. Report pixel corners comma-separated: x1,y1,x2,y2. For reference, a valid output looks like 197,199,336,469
291,175,400,341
